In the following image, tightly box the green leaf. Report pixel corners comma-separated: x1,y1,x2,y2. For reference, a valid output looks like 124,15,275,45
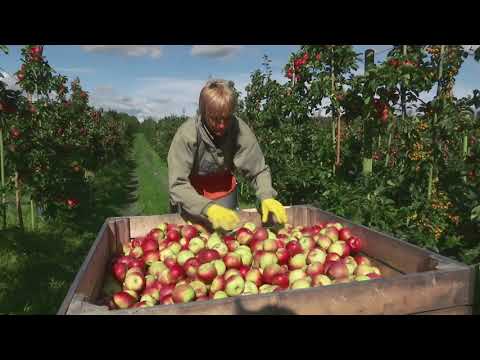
471,206,480,222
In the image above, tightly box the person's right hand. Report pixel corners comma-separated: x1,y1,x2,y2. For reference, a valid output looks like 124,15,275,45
205,204,240,231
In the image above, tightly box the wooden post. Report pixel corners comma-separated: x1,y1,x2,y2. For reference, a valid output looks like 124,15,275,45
362,49,375,176
428,45,445,202
0,126,5,229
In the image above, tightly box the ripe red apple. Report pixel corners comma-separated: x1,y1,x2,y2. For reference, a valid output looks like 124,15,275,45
123,272,145,292
239,265,250,279
367,273,382,279
141,238,159,253
338,228,353,241
142,287,160,302
163,257,177,269
263,238,278,252
236,228,253,245
327,261,349,280
131,246,144,259
262,264,282,284
306,262,325,277
181,225,198,241
131,237,144,248
276,248,290,265
148,229,165,243
245,269,263,287
272,273,289,289
224,237,239,252
183,258,200,278
253,227,269,242
129,258,145,269
159,284,175,300
166,230,181,243
197,263,217,283
112,262,127,282
354,255,371,266
145,274,157,289
347,236,362,254
113,291,136,309
286,240,303,257
223,252,242,269
169,264,185,282
197,249,220,264
196,295,209,302
143,250,160,265
276,237,286,249
161,295,174,305
210,275,227,294
250,238,264,252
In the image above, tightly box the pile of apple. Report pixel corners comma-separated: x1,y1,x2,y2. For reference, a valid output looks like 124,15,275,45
103,221,383,310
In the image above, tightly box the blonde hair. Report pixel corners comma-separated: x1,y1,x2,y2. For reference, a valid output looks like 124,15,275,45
199,79,236,121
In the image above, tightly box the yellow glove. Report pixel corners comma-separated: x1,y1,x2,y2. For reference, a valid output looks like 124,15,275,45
206,204,240,231
261,198,287,224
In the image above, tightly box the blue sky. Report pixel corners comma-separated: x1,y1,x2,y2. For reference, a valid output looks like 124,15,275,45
1,45,478,120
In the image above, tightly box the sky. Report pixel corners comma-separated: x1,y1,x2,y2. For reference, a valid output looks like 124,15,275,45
1,45,478,121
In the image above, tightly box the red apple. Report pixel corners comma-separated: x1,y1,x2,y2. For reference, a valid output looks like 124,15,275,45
131,246,144,259
367,273,382,279
326,253,341,262
141,238,159,253
354,255,371,266
327,261,349,280
143,250,160,265
224,237,239,252
196,295,209,302
112,262,127,282
262,264,282,284
210,275,226,294
263,238,278,252
169,264,185,282
236,228,253,245
166,223,177,232
113,291,136,309
197,249,220,264
223,252,242,269
239,265,250,279
172,284,196,303
197,263,217,283
253,227,268,242
306,262,324,277
161,295,174,305
272,273,289,289
324,227,339,242
116,256,133,268
181,225,198,241
166,230,181,243
338,228,353,241
286,240,303,257
159,284,175,300
347,236,362,254
129,258,145,269
245,269,263,287
131,237,144,248
148,228,165,243
276,248,290,265
250,238,264,252
164,257,177,269
183,258,200,278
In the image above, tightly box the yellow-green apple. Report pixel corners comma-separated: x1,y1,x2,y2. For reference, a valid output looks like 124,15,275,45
369,266,381,275
288,253,307,270
197,262,217,283
223,252,242,269
124,289,139,301
236,228,253,245
212,259,226,276
242,281,259,296
211,242,228,257
149,261,167,277
113,291,136,309
159,248,176,262
307,248,326,264
289,269,307,284
243,222,257,232
139,294,157,306
355,275,371,281
326,222,344,231
168,242,182,255
122,243,132,256
263,238,278,252
213,291,228,300
210,275,226,294
312,274,332,286
126,266,144,277
124,271,145,292
354,255,371,266
142,287,160,302
131,246,144,259
324,227,339,242
306,262,324,277
343,256,357,275
328,241,349,257
286,240,303,257
259,284,278,294
225,268,241,280
158,268,175,286
259,252,278,269
315,234,332,250
172,284,196,303
179,237,189,250
157,223,167,232
272,273,289,289
234,247,253,266
262,264,282,284
131,301,150,308
246,269,263,287
299,236,316,253
177,250,195,267
225,275,245,296
188,237,205,254
197,249,221,264
355,264,373,276
206,232,223,249
276,248,290,265
291,278,312,290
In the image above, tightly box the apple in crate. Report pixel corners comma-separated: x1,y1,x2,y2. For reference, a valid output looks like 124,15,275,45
225,275,245,297
183,258,200,278
262,264,282,284
291,278,312,290
236,228,253,245
242,281,259,296
289,269,307,284
272,273,289,289
246,269,263,287
181,225,198,241
312,274,332,287
177,250,195,267
149,261,167,277
327,261,349,280
315,234,332,251
197,249,221,264
338,228,353,241
276,248,290,265
172,284,196,304
210,275,227,294
234,247,253,267
188,237,205,254
223,252,242,269
306,262,324,278
307,248,326,264
212,259,226,276
347,236,362,254
112,262,128,282
123,272,145,292
197,263,217,283
224,268,241,280
288,253,307,270
213,291,228,300
113,291,136,309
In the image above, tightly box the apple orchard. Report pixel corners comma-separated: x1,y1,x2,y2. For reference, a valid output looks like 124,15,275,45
142,45,480,266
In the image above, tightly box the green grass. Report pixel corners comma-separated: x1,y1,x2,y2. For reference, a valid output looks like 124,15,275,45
0,134,167,314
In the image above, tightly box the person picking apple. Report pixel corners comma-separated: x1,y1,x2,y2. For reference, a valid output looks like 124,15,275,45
168,79,287,231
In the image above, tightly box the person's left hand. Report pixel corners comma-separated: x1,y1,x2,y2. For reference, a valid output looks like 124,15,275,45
261,198,287,224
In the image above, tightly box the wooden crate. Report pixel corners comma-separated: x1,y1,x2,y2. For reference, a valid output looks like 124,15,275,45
58,205,477,315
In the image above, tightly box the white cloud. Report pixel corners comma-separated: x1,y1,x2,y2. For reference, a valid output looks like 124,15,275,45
191,45,243,58
0,71,21,91
80,45,163,58
56,67,96,74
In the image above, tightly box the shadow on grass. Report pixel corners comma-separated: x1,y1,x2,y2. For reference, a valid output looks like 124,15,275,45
0,150,140,314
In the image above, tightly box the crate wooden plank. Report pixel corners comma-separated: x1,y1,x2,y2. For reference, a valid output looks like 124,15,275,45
412,305,472,315
76,266,475,315
57,221,111,315
114,218,131,245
